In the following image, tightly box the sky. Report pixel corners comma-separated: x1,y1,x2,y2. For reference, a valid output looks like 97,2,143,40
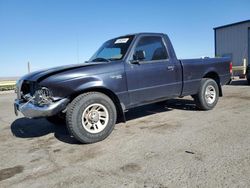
0,0,250,77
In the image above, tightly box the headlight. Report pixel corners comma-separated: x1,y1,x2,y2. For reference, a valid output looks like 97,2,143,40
34,87,53,106
15,79,23,99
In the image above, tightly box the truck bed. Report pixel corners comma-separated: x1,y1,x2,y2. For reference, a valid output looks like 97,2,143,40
180,57,231,96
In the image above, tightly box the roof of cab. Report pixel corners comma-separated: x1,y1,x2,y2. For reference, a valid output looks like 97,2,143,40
118,32,166,38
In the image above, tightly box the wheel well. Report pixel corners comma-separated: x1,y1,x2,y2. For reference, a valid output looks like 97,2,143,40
203,72,222,96
69,87,125,122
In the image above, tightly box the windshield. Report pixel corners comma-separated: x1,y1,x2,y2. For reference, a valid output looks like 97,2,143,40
89,35,134,62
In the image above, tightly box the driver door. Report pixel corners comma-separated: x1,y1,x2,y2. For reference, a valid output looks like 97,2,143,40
125,35,179,106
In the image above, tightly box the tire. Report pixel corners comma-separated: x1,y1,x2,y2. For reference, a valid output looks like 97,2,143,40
247,78,250,85
226,78,232,85
193,78,219,110
46,113,65,125
66,92,117,144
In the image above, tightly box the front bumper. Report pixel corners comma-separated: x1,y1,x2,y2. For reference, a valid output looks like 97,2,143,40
14,98,69,118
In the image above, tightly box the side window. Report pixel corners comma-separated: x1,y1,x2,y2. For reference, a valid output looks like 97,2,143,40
133,36,168,61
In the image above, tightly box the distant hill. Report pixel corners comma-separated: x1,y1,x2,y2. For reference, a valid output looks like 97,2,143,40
0,77,20,81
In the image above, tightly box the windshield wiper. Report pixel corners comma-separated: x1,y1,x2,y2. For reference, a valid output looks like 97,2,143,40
91,57,110,62
108,58,120,61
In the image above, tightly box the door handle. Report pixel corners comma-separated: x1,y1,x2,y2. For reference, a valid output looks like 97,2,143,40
167,65,175,71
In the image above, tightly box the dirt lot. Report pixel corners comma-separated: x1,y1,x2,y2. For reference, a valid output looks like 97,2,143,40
0,80,250,188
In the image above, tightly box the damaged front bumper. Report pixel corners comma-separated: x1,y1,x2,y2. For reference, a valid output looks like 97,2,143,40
14,98,69,118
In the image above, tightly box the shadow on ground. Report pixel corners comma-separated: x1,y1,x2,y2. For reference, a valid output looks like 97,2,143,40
11,98,197,143
11,118,79,144
229,79,249,86
126,98,197,121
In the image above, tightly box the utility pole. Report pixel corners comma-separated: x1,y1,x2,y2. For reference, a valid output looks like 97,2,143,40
27,62,30,73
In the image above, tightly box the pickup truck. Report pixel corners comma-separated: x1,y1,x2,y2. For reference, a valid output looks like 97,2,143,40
14,33,231,143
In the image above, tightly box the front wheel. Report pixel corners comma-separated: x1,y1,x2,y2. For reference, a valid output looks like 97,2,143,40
193,78,219,110
66,92,117,144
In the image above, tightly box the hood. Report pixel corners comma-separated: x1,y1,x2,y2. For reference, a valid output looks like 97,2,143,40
20,62,105,82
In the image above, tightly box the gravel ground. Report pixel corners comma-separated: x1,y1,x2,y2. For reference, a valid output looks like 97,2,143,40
0,90,15,95
0,80,249,188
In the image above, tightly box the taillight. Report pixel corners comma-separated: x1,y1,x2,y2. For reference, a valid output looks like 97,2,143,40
229,62,233,74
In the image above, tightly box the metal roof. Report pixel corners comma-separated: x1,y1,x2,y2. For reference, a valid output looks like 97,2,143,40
213,20,250,30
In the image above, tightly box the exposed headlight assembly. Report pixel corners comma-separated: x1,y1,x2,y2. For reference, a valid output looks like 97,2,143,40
22,87,53,106
34,87,53,106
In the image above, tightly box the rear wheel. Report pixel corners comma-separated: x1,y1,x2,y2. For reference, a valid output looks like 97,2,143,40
193,78,219,110
66,92,117,144
247,78,250,85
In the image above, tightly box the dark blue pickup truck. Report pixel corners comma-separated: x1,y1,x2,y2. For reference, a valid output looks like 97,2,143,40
14,33,231,143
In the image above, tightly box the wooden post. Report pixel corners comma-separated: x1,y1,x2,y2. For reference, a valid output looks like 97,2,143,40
243,58,246,75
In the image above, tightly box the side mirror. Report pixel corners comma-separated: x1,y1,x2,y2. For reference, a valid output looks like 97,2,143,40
132,50,145,63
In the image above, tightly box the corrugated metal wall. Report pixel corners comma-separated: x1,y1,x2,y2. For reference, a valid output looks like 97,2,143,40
248,28,250,65
215,22,250,67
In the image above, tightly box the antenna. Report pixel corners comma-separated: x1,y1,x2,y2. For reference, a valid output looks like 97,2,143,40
27,62,31,73
77,35,79,63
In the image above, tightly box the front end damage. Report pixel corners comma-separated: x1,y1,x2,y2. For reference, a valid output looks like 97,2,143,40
14,80,69,118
